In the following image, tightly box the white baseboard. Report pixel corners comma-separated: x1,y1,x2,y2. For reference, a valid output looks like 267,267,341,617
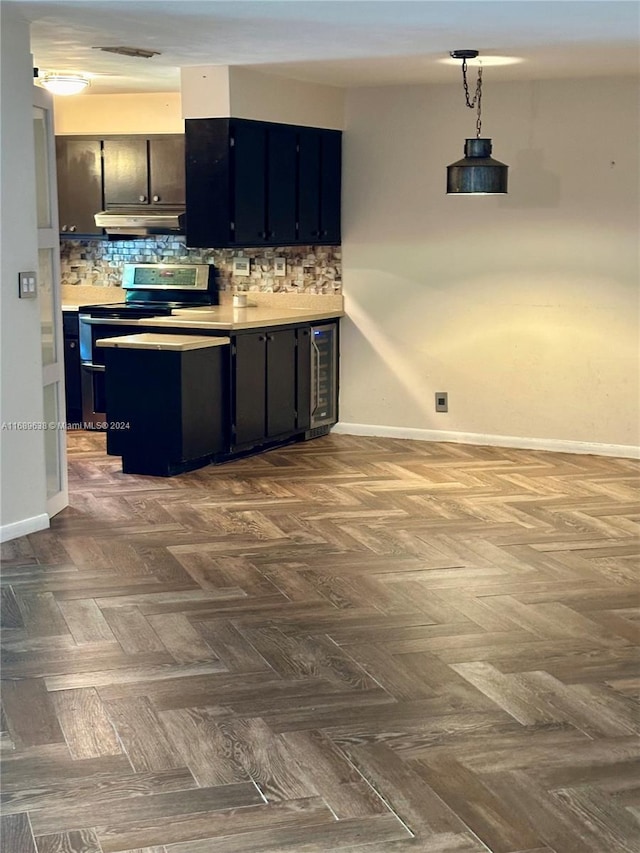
333,422,640,460
0,513,49,544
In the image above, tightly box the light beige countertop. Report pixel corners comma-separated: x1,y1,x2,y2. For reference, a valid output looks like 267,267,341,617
61,285,125,312
61,288,343,328
84,299,343,332
152,303,343,331
97,333,231,351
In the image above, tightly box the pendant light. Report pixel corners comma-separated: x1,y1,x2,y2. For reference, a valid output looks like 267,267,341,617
446,50,508,195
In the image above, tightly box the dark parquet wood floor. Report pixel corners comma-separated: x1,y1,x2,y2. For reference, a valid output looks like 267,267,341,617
1,431,639,853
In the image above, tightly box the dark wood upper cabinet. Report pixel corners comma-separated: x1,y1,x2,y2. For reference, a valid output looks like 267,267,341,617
319,130,342,243
149,136,185,206
185,117,340,248
298,128,342,244
103,137,148,206
265,124,297,245
103,135,185,207
56,137,103,235
56,133,185,237
232,121,298,245
232,121,269,245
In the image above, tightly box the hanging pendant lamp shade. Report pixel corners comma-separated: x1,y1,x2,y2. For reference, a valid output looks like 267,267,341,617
447,138,508,195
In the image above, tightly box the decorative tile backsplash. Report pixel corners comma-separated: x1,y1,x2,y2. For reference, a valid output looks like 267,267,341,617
60,238,342,294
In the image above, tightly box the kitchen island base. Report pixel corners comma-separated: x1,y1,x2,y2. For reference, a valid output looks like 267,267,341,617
101,334,230,477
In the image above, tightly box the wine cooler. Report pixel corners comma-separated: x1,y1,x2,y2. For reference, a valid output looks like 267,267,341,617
309,322,338,428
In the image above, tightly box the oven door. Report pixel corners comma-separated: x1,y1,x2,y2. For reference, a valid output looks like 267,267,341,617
79,316,145,427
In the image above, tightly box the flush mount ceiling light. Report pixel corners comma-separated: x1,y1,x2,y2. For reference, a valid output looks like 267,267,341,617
446,50,508,195
439,54,522,69
39,72,90,95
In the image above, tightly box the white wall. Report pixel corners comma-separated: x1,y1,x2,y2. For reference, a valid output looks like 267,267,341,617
1,7,49,540
340,76,639,455
53,92,183,134
181,65,344,128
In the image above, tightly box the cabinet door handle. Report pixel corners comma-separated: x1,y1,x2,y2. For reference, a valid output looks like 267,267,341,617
61,225,68,232
69,341,76,349
311,338,321,415
258,335,265,342
259,231,267,239
152,194,160,202
139,195,147,202
69,225,77,232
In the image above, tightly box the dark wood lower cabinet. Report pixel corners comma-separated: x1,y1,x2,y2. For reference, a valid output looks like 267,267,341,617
63,312,82,425
233,329,297,448
102,320,336,476
233,331,267,446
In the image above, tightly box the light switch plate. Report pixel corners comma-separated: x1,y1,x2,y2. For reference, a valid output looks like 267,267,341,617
274,257,286,277
18,271,37,298
232,256,250,277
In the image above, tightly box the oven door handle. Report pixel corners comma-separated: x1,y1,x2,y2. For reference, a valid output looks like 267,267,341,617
80,317,130,325
81,362,106,373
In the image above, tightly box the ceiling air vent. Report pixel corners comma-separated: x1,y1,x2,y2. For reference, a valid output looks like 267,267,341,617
92,46,161,59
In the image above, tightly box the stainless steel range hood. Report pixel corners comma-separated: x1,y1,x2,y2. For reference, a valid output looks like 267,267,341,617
94,208,185,236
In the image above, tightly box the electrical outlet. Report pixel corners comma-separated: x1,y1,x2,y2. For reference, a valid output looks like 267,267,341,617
435,392,448,412
18,271,37,299
274,257,286,277
232,256,250,277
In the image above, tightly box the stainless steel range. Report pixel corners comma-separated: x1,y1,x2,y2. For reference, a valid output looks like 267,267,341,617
79,263,218,427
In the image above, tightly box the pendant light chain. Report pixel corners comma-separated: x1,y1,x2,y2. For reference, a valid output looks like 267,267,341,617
461,58,483,138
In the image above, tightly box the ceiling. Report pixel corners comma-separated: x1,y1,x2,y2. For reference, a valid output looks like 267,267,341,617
7,0,640,94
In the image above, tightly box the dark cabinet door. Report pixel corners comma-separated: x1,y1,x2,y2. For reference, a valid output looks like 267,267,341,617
185,118,232,248
56,138,103,235
266,330,297,437
233,328,298,447
234,332,267,446
62,312,82,424
149,136,185,206
266,125,297,245
297,129,321,243
298,128,342,244
232,121,267,245
103,138,148,206
319,130,342,243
